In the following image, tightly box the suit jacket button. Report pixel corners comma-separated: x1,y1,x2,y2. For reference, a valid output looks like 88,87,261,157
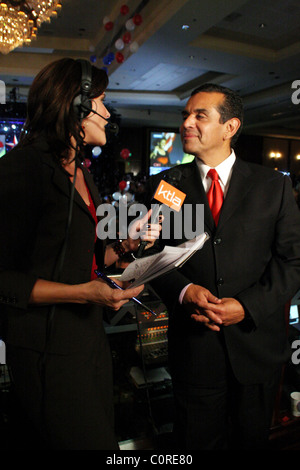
217,278,224,286
214,238,222,245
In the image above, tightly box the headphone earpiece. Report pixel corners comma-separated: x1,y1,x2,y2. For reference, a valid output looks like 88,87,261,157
73,59,93,120
73,94,92,119
73,59,119,136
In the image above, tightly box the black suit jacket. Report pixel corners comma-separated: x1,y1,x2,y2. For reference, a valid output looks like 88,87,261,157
147,158,300,384
0,139,107,354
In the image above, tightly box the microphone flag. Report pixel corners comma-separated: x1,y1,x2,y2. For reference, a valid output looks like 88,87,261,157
153,180,186,212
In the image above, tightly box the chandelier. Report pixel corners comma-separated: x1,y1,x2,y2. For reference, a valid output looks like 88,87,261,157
0,1,62,54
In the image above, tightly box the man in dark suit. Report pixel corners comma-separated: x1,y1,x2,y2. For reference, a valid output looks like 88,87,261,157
147,84,300,449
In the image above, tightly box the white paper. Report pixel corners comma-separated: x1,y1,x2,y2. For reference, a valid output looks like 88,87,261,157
120,232,209,288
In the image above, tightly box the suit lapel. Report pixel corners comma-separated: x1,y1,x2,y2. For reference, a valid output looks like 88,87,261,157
180,160,215,232
48,157,97,222
217,158,254,231
82,164,101,208
178,158,255,234
36,139,98,222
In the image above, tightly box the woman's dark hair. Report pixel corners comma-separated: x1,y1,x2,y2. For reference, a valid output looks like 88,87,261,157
191,83,244,146
19,58,109,161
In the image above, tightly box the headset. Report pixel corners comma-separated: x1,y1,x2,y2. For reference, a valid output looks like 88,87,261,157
73,59,93,120
73,58,119,134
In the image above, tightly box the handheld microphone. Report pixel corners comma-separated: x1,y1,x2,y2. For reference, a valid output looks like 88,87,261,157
81,103,119,135
135,169,184,258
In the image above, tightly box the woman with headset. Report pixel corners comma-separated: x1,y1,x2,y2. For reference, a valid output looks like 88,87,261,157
0,58,160,450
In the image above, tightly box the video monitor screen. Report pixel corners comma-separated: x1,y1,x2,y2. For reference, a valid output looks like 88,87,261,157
0,119,24,158
149,130,194,176
290,304,299,324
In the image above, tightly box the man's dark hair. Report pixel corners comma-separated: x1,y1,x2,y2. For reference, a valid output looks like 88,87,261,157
191,83,244,146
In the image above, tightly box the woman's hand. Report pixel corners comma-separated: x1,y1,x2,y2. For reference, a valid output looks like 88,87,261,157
104,209,163,267
29,278,144,312
83,279,144,311
125,209,163,252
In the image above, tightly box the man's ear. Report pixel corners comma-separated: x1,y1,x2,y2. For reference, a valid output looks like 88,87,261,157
224,118,241,141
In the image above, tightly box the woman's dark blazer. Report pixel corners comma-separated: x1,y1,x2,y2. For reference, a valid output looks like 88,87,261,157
0,139,106,355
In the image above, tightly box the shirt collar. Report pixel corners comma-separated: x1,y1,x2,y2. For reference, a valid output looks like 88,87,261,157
196,150,236,186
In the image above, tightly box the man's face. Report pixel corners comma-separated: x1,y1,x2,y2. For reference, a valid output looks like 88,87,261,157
180,92,229,160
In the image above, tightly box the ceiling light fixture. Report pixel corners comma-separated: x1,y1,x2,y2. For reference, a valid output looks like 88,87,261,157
182,24,189,30
0,1,62,55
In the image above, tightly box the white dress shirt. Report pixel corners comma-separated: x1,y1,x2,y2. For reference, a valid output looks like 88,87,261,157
195,149,236,197
179,150,236,304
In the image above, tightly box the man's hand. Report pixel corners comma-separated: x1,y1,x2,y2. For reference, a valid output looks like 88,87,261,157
214,298,245,326
182,285,245,331
182,284,223,331
189,294,245,331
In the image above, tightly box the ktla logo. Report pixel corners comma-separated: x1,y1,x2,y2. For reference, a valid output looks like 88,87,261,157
153,180,186,212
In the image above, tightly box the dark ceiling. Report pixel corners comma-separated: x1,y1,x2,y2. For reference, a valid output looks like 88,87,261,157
1,0,300,137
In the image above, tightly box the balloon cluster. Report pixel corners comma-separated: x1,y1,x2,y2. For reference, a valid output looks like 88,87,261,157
112,180,134,209
101,4,142,68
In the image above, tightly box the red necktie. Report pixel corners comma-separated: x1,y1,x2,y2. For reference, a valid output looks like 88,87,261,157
206,169,223,225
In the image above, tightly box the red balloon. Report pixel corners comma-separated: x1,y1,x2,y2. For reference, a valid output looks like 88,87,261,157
119,180,127,191
120,4,129,15
116,52,124,63
133,14,142,25
122,31,131,44
84,158,91,168
104,21,114,31
120,148,130,160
